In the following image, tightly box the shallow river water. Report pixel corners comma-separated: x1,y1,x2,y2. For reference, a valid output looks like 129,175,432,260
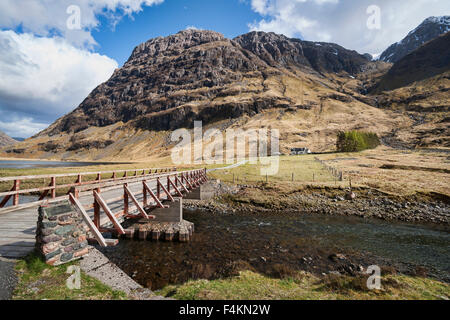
100,210,450,290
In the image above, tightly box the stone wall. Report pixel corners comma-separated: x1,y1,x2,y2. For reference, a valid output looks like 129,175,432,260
36,200,90,266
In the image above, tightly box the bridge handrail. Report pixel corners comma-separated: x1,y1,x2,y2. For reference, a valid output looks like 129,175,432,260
72,169,205,194
0,167,177,209
0,168,206,215
0,168,176,182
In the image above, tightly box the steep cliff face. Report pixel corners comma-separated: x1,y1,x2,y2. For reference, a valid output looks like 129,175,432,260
380,16,450,63
42,30,374,137
234,32,370,75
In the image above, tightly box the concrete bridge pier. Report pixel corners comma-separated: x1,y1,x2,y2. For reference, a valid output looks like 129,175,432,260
183,182,215,201
126,197,195,242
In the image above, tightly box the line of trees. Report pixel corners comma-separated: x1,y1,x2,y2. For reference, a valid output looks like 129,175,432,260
336,131,380,152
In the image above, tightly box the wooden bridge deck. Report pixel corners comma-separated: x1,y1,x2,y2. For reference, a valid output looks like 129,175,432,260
0,176,190,258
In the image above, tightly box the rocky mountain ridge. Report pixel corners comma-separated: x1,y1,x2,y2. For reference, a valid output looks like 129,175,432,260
380,16,450,63
41,30,372,136
376,32,450,92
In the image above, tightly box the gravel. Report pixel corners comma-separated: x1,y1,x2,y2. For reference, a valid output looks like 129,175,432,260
0,258,18,300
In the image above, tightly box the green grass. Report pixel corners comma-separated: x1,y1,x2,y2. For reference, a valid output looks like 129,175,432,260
208,155,335,184
13,252,127,300
157,270,450,300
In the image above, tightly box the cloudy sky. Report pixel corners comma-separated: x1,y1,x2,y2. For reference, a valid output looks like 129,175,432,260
0,0,449,138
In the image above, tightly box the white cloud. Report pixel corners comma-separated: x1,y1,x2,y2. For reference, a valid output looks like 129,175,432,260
0,0,165,138
0,0,164,48
249,0,450,54
186,26,202,31
0,117,48,139
0,31,118,137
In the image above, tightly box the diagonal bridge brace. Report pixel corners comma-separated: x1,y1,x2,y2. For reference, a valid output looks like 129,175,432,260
93,190,125,235
143,181,169,208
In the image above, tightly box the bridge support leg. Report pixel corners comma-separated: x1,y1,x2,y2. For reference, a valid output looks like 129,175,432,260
151,197,183,223
184,182,215,200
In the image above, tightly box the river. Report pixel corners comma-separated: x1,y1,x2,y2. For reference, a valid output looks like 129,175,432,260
99,210,450,290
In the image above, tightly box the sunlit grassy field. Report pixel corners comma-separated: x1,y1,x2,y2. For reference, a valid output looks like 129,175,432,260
208,155,336,184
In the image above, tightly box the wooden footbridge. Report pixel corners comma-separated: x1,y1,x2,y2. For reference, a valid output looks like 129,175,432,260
0,167,208,258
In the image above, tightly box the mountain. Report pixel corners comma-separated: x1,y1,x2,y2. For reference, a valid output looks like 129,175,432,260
0,130,17,148
371,32,450,148
0,30,438,160
376,32,450,92
380,16,450,63
234,32,370,75
42,30,371,136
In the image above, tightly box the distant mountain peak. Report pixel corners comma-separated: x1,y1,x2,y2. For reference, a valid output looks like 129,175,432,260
0,130,18,148
380,15,450,63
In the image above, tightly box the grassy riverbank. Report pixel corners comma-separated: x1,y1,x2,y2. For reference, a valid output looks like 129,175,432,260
158,270,449,300
13,252,127,300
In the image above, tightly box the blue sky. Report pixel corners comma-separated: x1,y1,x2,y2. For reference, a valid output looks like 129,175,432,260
0,0,449,138
93,0,262,66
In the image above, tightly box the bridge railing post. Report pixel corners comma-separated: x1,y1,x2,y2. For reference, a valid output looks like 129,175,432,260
50,177,56,199
167,176,170,194
157,178,161,199
143,181,148,207
13,179,20,206
93,187,101,228
124,183,129,216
